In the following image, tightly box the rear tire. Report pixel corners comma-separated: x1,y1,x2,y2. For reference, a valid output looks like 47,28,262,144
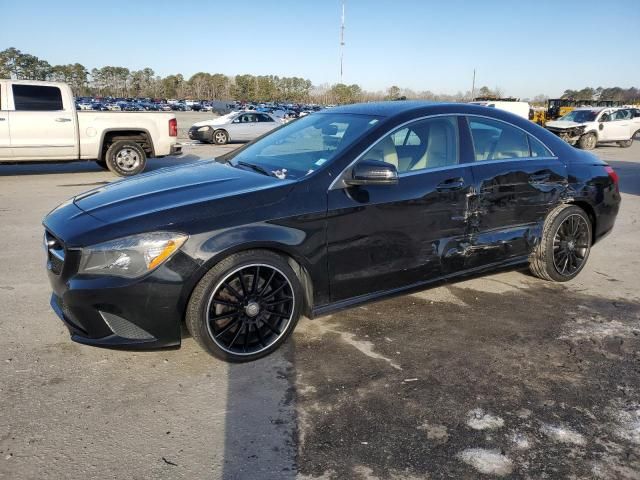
529,205,592,282
578,133,597,150
185,250,303,362
213,129,229,145
105,140,147,176
618,138,633,148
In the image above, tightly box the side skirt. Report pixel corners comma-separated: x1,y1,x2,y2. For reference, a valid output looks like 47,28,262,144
311,255,530,319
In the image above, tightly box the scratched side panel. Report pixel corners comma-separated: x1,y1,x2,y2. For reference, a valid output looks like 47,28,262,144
463,158,568,268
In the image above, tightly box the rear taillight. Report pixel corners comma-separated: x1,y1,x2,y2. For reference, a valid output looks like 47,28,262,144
169,118,177,137
605,166,619,193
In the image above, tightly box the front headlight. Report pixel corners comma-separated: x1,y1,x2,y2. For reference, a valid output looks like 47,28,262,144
197,126,211,132
78,232,188,278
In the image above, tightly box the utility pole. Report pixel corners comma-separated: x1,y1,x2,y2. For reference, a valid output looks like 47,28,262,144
340,0,345,84
471,68,476,101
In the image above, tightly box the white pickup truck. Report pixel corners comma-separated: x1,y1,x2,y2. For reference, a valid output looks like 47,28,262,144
0,80,182,176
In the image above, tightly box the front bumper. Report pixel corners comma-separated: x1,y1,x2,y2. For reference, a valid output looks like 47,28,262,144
546,126,585,145
188,126,212,143
44,217,200,349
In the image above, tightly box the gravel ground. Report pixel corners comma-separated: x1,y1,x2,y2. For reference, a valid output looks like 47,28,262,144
1,123,639,479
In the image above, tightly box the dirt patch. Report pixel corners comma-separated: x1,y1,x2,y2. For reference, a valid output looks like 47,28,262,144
293,280,640,478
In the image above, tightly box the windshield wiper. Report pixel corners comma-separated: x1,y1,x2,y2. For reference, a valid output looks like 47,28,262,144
234,160,275,177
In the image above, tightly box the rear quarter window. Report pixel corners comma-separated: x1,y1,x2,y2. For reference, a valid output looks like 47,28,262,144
12,85,64,111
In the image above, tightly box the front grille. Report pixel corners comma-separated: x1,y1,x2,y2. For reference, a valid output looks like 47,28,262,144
45,230,65,275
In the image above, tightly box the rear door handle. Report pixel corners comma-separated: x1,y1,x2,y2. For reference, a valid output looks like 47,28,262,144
0,117,6,121
55,118,72,122
436,177,465,191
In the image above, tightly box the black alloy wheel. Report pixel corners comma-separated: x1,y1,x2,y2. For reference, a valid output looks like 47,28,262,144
552,213,590,277
206,264,295,357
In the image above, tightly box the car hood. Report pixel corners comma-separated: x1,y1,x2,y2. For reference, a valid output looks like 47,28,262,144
545,120,586,129
72,160,293,224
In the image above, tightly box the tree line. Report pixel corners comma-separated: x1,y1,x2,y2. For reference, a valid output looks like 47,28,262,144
561,86,639,103
1,48,637,105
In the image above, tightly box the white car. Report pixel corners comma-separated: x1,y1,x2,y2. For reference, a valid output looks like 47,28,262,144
0,79,181,176
188,111,283,144
546,107,638,149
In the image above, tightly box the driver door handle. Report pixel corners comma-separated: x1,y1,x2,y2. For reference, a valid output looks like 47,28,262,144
55,118,72,122
436,177,465,191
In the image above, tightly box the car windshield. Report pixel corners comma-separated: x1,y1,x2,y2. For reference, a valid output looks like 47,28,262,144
559,110,598,123
227,113,381,179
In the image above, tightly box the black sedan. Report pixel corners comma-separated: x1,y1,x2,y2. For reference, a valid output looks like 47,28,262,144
43,102,620,362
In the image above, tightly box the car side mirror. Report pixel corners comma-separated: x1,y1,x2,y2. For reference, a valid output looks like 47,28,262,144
345,159,398,186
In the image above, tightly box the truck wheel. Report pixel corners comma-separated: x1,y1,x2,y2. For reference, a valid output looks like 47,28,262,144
578,133,597,150
618,138,633,148
185,250,303,362
95,160,109,170
529,204,592,282
105,140,147,176
213,129,229,145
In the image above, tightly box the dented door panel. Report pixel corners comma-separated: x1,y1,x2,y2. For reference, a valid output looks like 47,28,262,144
464,158,568,268
327,165,473,301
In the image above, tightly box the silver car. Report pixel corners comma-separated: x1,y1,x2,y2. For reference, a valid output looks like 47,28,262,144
188,111,283,144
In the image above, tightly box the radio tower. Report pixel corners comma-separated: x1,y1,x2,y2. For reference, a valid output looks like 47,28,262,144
340,0,345,84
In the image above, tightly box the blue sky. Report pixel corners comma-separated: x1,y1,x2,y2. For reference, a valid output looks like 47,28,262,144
2,0,639,98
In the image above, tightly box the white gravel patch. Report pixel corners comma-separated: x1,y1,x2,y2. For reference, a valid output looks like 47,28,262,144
466,408,505,430
559,318,639,341
457,448,513,476
540,423,587,446
509,432,531,450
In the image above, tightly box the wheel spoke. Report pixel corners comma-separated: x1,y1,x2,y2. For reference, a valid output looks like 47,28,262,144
237,272,248,296
222,281,242,300
214,317,241,338
255,324,267,348
210,310,239,322
262,319,281,335
265,297,292,307
251,266,260,293
265,310,290,319
263,281,288,300
227,323,245,348
243,324,251,353
259,270,276,295
212,299,239,308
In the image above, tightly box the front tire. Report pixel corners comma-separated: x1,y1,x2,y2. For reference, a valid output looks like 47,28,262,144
529,205,592,282
213,129,229,145
578,133,597,150
185,250,303,362
618,138,633,148
104,140,147,176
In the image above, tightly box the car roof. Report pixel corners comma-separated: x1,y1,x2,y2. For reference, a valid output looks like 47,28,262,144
320,100,532,118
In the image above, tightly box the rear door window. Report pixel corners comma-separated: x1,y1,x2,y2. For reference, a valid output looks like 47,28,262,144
12,85,64,111
468,117,530,161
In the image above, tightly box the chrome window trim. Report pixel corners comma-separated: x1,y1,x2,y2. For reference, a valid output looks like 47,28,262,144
328,112,557,191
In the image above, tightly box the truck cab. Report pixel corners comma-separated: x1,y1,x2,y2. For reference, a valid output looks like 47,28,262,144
0,80,181,175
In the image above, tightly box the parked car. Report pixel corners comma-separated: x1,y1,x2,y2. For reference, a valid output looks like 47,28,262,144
188,111,283,144
545,107,638,149
43,101,620,362
0,80,182,176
